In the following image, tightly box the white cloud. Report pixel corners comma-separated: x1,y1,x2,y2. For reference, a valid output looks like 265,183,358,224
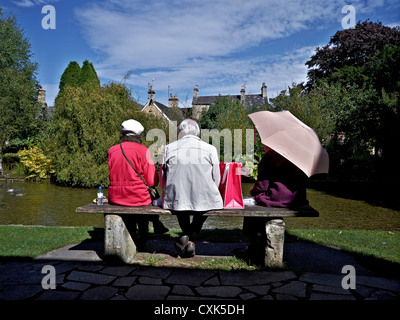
76,0,337,69
12,0,58,7
73,0,391,106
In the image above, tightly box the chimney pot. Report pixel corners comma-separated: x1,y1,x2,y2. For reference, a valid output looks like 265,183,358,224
261,82,267,99
148,85,155,101
240,85,245,101
169,94,179,108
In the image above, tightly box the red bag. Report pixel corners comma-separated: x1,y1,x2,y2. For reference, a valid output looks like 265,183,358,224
219,162,244,209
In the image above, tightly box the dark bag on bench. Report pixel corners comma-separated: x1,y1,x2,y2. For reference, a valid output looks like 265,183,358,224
120,143,160,201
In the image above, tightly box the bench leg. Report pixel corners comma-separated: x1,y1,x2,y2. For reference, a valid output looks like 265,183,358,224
104,214,136,263
264,218,285,268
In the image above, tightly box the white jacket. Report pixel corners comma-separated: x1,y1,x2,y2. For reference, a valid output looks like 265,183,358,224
160,135,223,211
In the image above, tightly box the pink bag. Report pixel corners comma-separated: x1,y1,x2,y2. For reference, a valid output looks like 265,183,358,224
219,162,244,209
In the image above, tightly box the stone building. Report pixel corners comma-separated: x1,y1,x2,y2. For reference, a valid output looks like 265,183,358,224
37,86,46,105
141,85,184,125
191,83,268,120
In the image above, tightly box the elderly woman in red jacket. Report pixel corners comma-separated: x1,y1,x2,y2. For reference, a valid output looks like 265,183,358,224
108,119,168,248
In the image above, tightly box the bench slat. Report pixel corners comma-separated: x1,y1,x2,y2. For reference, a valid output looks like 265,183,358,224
76,203,319,218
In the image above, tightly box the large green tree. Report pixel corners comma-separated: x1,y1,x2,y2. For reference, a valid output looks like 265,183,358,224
305,21,400,89
50,83,168,187
58,61,80,91
0,9,42,174
303,20,400,179
78,60,100,88
58,60,100,93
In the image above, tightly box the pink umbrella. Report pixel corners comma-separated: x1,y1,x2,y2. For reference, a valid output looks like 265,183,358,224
248,110,329,177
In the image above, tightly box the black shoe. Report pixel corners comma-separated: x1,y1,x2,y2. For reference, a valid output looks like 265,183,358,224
184,241,195,258
153,220,169,234
174,235,189,252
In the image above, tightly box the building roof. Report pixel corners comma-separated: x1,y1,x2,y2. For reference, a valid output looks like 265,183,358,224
142,99,185,124
192,94,268,109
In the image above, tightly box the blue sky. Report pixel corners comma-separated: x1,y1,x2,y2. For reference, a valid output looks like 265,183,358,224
1,0,399,107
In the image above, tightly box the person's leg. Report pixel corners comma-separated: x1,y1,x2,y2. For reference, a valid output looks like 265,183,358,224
123,215,138,237
173,212,191,253
136,217,149,251
175,213,192,236
190,213,207,235
148,214,169,234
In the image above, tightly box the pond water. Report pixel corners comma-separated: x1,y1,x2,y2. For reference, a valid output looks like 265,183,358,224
0,180,399,231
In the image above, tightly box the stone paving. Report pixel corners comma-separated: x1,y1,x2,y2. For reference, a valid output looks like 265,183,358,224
0,240,399,302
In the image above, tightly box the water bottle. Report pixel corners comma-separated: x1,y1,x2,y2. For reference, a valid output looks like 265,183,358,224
97,186,103,205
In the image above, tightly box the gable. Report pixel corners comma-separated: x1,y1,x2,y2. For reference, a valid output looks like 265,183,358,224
141,100,184,124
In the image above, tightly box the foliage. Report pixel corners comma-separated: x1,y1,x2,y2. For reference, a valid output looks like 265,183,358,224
17,145,55,180
305,21,400,89
58,60,100,93
299,20,400,180
78,60,100,88
58,61,80,91
269,83,337,147
198,96,265,178
49,82,168,187
0,9,42,173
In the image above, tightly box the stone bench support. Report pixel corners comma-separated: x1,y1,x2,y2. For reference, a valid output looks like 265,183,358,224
77,204,318,267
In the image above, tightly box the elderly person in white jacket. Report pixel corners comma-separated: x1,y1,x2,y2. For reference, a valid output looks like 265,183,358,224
160,119,223,257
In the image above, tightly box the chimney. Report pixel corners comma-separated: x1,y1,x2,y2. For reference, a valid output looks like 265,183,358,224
169,94,179,108
261,82,267,99
37,86,46,105
240,85,245,102
193,84,199,99
148,85,155,101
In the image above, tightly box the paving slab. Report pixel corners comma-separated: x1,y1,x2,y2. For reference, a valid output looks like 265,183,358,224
0,238,399,302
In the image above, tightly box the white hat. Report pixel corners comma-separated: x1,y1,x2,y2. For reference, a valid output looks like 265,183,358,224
121,119,144,136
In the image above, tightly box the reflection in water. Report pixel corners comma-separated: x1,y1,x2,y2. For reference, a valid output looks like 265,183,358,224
0,181,250,229
1,180,399,231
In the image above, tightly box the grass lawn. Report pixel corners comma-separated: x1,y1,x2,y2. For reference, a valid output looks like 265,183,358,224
287,229,400,264
1,225,399,267
0,225,98,259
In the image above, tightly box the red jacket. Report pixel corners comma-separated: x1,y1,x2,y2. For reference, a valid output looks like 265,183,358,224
108,141,158,206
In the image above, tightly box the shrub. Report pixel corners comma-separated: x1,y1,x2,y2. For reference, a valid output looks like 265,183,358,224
17,146,55,180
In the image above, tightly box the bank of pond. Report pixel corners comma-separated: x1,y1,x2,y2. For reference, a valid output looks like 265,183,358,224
0,180,399,232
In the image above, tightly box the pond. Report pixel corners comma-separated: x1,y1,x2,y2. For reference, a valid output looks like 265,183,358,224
0,180,399,231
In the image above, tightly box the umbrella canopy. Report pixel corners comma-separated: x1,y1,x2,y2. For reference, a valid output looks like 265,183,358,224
248,110,329,177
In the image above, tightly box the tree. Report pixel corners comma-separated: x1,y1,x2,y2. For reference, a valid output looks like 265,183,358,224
269,83,337,147
78,60,100,88
59,61,80,91
59,60,100,94
49,83,168,187
198,96,265,178
0,9,41,174
306,21,400,89
303,20,400,180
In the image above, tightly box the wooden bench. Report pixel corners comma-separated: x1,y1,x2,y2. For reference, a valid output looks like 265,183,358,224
76,203,319,267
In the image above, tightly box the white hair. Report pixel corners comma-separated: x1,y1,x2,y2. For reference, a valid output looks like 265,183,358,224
178,119,200,138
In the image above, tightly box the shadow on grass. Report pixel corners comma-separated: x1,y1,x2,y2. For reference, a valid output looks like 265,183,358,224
285,233,400,279
307,179,400,211
2,227,399,280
